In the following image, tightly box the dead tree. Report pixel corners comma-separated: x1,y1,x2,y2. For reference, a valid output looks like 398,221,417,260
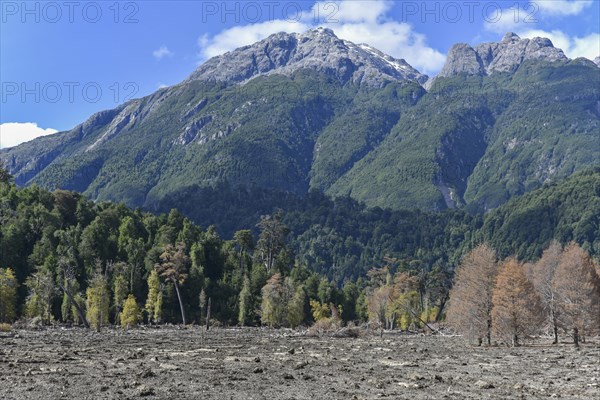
58,259,89,329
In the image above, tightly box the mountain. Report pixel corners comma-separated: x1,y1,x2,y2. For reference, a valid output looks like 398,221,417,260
188,27,428,86
431,32,568,82
335,34,599,212
1,30,599,229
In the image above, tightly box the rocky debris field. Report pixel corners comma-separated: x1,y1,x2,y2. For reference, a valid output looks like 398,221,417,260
0,327,598,399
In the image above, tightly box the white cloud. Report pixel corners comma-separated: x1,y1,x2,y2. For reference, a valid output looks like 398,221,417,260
520,29,600,60
535,0,593,16
0,122,58,149
152,45,173,60
484,5,538,34
197,0,445,75
333,21,446,73
198,20,310,59
311,0,391,23
485,1,597,34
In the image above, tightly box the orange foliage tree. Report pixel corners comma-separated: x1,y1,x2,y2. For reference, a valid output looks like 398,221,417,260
446,244,497,345
552,243,600,341
492,258,543,347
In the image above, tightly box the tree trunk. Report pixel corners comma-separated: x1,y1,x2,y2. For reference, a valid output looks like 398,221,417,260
407,307,439,334
58,282,89,329
173,283,186,326
130,264,136,294
267,250,273,272
206,298,211,331
486,318,492,346
434,295,448,322
573,327,579,349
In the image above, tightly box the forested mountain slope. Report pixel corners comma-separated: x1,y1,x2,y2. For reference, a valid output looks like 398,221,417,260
1,30,598,220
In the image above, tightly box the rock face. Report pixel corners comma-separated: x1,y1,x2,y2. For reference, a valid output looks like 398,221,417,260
187,27,428,87
436,32,568,79
594,56,600,67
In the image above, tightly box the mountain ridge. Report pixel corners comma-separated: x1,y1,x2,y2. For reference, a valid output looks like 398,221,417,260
187,27,428,87
1,30,599,224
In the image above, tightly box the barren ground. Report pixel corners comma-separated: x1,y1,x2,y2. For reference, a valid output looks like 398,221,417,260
0,327,598,399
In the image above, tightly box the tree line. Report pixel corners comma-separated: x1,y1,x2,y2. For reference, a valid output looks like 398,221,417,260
0,170,364,329
1,167,599,340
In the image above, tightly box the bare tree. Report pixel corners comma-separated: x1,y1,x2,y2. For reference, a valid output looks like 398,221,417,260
446,244,498,345
57,258,89,329
553,243,600,344
367,285,394,329
492,258,543,347
527,240,562,344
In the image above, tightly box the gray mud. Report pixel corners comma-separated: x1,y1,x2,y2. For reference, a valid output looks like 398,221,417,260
0,327,598,399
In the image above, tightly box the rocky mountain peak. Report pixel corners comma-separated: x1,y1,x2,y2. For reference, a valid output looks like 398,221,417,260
594,56,600,67
502,32,521,43
435,32,568,80
187,28,428,87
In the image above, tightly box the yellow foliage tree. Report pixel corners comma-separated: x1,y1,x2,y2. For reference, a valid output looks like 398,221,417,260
86,274,110,331
310,299,331,321
120,294,141,329
25,269,56,324
0,268,18,322
145,269,162,324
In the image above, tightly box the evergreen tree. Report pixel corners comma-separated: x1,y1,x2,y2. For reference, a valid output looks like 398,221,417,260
287,285,306,327
238,276,251,326
256,211,289,273
198,288,206,326
233,230,254,273
0,165,13,184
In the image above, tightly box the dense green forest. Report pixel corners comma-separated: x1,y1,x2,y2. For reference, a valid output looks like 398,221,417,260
0,167,598,328
158,168,600,282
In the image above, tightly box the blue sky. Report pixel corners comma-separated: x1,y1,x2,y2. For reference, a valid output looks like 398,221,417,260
1,0,599,148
